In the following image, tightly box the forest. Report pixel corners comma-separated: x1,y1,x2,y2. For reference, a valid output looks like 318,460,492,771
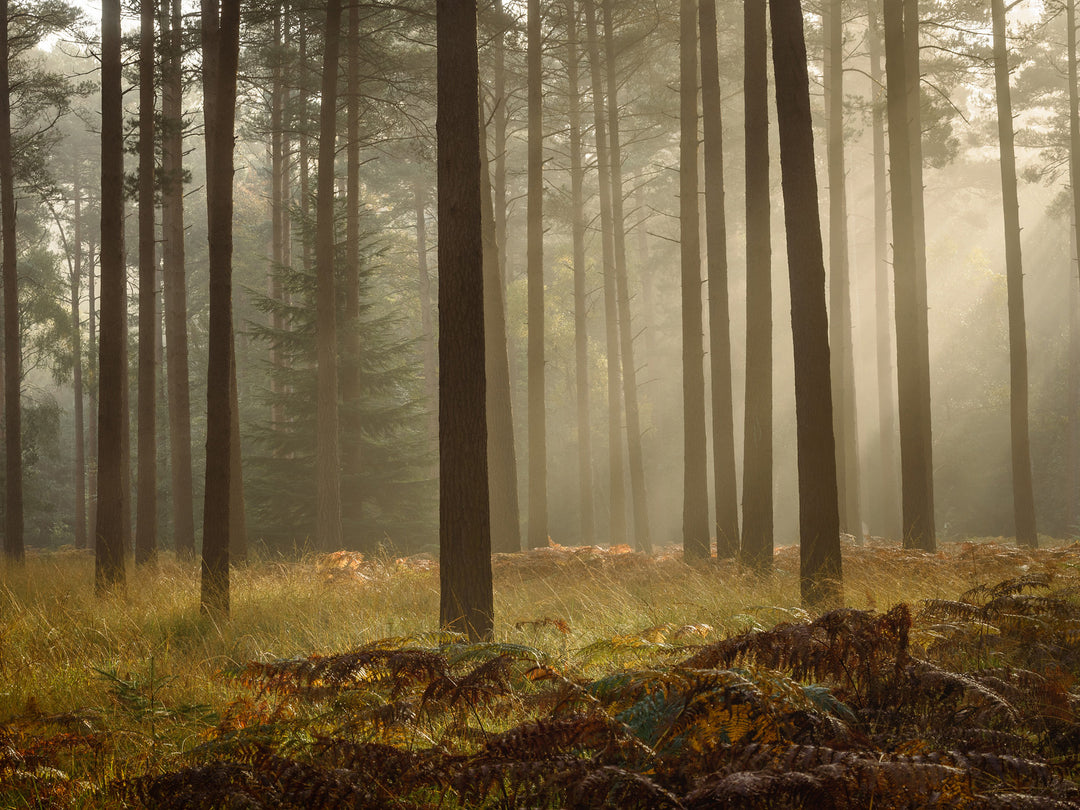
3,0,1080,806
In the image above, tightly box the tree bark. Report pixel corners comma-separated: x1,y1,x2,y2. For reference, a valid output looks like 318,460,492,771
136,0,157,566
699,0,738,558
1068,0,1080,534
866,0,900,540
825,0,861,540
96,0,126,590
885,0,935,551
72,176,87,551
991,0,1037,548
315,0,343,552
741,0,773,570
603,0,651,553
1,0,23,564
437,0,493,641
583,0,625,545
269,3,285,437
526,0,547,549
680,0,710,560
769,0,843,608
200,0,240,617
567,0,595,546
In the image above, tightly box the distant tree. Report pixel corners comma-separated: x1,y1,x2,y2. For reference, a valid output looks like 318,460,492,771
699,0,738,558
315,0,344,552
135,0,157,566
1,0,23,564
770,0,843,607
741,0,773,570
199,0,240,616
526,0,547,550
437,0,493,640
680,0,710,561
71,174,86,551
341,0,361,536
96,0,126,591
990,0,1037,548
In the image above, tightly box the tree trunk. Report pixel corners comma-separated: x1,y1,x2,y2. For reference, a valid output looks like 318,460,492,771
437,0,493,641
603,0,651,554
770,0,843,608
481,101,522,555
583,0,625,545
991,0,1037,548
699,0,738,558
0,0,23,563
825,0,861,540
494,0,513,387
567,0,595,547
315,0,343,552
162,0,194,560
88,238,98,545
415,181,438,446
96,0,126,590
269,3,285,437
680,0,710,560
136,0,157,566
200,0,240,617
229,348,246,562
866,0,900,541
885,0,935,551
526,0,547,549
1068,0,1080,535
741,0,773,570
72,177,87,551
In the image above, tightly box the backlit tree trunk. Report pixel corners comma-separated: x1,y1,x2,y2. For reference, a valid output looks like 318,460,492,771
770,0,843,608
1068,0,1080,533
991,0,1037,548
72,177,87,551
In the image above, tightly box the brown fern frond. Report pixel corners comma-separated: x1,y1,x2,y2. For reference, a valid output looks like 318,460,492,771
974,792,1080,809
113,761,284,809
312,737,456,792
898,661,1018,723
683,769,835,810
480,712,623,759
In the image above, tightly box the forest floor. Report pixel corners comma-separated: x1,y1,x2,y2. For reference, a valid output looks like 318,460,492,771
1,537,1079,808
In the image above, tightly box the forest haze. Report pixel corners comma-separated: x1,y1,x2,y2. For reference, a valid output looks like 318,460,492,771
0,0,1078,614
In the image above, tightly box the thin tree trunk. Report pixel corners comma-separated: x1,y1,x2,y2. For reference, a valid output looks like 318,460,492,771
991,0,1037,548
481,101,522,555
230,349,246,562
567,0,595,546
526,0,547,549
866,0,900,540
437,0,493,641
96,0,126,590
0,0,23,563
72,178,87,551
136,0,157,566
1066,0,1080,534
315,0,343,552
269,3,285,436
741,0,773,570
825,0,861,540
680,0,710,560
584,0,625,545
415,181,438,445
603,0,651,553
162,0,194,559
884,0,934,551
200,0,240,617
88,239,98,545
770,0,843,608
494,0,512,387
699,0,738,558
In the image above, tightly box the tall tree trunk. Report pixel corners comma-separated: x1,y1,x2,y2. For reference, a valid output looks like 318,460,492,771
0,0,22,563
298,20,312,272
526,0,547,549
96,0,126,590
1070,224,1079,535
437,0,493,641
680,0,710,560
481,102,522,555
991,0,1037,548
741,0,773,570
494,0,512,387
415,181,438,445
1068,0,1080,535
200,0,240,617
825,0,861,539
603,0,651,553
584,0,625,545
269,3,285,437
884,0,934,551
136,0,157,566
866,0,900,540
162,0,194,559
229,350,246,562
72,177,87,551
567,0,595,546
699,0,738,558
905,0,936,548
315,0,343,552
88,239,98,544
770,0,843,608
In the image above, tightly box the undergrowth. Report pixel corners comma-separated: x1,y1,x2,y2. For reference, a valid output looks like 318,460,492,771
2,539,1079,807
